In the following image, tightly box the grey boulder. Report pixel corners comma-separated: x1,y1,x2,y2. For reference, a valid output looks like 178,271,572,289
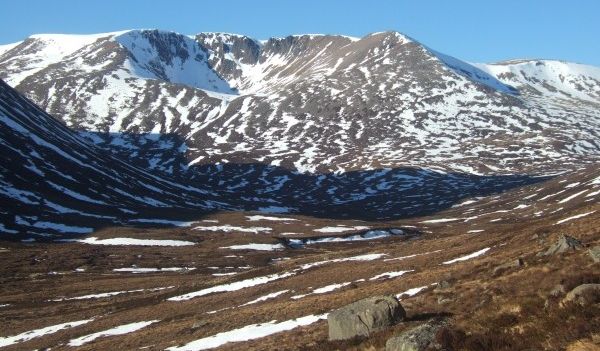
542,235,583,256
561,284,600,306
589,246,600,263
386,318,448,351
493,257,524,275
328,295,405,340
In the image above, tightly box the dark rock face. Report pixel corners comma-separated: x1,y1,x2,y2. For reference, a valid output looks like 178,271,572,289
327,295,405,341
561,284,600,306
195,32,261,83
385,318,448,351
543,235,583,256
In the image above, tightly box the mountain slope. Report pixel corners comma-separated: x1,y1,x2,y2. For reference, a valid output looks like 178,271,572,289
1,29,599,233
0,78,550,235
1,30,599,178
0,79,227,236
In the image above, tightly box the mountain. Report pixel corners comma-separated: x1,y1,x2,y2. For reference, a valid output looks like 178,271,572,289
1,30,599,179
1,29,599,235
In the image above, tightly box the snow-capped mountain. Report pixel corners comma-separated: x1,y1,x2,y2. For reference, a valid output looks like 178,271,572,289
1,29,599,177
1,29,600,236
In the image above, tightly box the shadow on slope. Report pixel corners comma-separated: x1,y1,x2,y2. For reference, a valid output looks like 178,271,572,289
80,131,551,221
186,162,550,221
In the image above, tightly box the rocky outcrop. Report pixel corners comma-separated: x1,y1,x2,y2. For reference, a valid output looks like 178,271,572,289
542,235,583,256
385,318,448,351
493,258,524,275
561,284,600,306
588,246,600,263
328,295,405,341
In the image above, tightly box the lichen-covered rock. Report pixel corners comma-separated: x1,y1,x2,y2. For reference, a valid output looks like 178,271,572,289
561,284,600,306
543,235,583,256
588,246,600,263
549,284,567,298
386,318,448,351
327,295,405,340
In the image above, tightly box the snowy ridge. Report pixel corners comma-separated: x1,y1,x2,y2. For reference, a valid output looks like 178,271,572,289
429,49,518,94
475,59,600,103
1,29,599,178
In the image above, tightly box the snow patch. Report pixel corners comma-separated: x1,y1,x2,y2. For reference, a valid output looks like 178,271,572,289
61,237,196,246
556,211,596,225
168,271,295,301
442,248,491,264
166,314,327,351
68,320,159,346
220,243,284,251
0,319,93,347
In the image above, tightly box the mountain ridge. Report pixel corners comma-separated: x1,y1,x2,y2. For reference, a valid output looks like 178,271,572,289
1,29,599,179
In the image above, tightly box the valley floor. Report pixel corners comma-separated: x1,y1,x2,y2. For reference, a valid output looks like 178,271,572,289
1,193,599,350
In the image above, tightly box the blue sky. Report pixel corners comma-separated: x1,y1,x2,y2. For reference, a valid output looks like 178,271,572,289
1,0,599,65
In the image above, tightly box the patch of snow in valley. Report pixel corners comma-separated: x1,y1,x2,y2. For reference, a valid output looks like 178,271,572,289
396,285,430,300
51,286,173,301
165,314,328,351
194,225,272,234
168,272,295,301
212,272,237,277
442,248,491,265
220,243,284,251
0,319,94,347
313,226,370,233
113,267,196,274
127,219,196,226
555,211,596,224
586,189,600,197
383,250,442,261
300,253,387,270
246,215,297,221
291,282,356,299
557,190,588,204
68,320,159,346
420,218,460,224
239,290,289,306
61,237,196,246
